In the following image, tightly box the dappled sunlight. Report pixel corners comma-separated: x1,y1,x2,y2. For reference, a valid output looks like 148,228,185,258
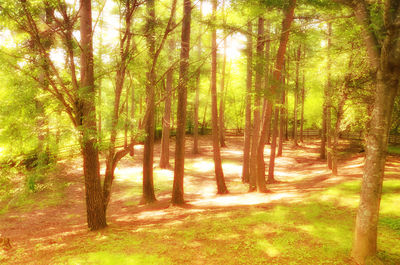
257,239,281,257
115,165,142,183
222,162,242,176
191,191,301,207
189,159,214,173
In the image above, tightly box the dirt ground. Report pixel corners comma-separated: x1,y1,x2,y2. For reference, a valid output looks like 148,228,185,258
1,135,399,263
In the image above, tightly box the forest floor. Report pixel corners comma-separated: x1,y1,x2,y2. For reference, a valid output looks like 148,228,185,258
0,136,400,265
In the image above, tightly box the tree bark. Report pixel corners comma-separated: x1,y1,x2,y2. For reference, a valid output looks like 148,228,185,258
211,0,228,194
160,17,176,168
103,1,135,211
242,21,253,184
218,0,227,148
79,0,107,230
263,21,272,146
261,0,296,184
326,23,332,169
171,0,191,205
142,0,157,204
293,46,300,147
349,1,400,263
248,17,265,191
193,0,203,155
277,60,285,157
300,65,305,143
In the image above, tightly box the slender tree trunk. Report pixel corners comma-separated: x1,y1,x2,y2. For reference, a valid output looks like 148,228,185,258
211,0,228,194
171,0,191,205
130,75,135,156
142,0,157,204
264,21,272,145
326,23,332,169
102,1,135,211
160,17,176,168
268,103,280,183
277,60,285,157
293,46,300,147
260,0,296,184
249,17,264,191
218,0,227,148
332,90,346,176
79,0,107,230
242,21,252,183
300,66,305,143
193,0,202,154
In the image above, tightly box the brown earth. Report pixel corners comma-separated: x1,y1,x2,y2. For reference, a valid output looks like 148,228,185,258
0,135,399,264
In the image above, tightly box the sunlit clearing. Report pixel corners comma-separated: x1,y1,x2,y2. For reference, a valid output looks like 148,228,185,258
222,162,241,175
191,159,214,172
115,166,142,183
257,239,280,257
192,192,300,207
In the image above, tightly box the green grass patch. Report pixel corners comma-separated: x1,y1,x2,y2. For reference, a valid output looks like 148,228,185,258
388,145,400,155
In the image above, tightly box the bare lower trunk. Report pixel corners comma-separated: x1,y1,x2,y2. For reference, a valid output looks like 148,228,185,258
211,0,228,194
351,71,398,263
332,91,346,176
242,21,253,183
277,62,285,157
142,0,157,204
268,104,279,183
159,76,173,168
219,1,227,148
172,0,191,205
80,0,106,230
249,17,264,191
300,68,305,143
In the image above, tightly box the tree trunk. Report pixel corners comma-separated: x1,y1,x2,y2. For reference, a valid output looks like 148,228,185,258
293,46,300,147
160,17,176,168
348,1,400,263
79,0,106,230
242,21,252,184
103,1,135,211
260,0,296,184
326,23,332,169
249,17,264,191
142,0,157,204
300,65,305,143
171,0,191,205
268,104,280,183
193,0,202,155
277,60,285,157
332,90,346,176
351,70,397,263
211,0,228,194
263,21,272,146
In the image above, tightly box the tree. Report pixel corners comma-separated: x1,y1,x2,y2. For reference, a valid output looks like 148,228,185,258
211,0,228,194
79,0,107,230
103,0,137,212
249,17,265,191
193,0,203,155
262,0,297,184
159,10,176,169
142,0,177,204
333,0,400,263
171,0,191,205
241,21,253,184
218,0,227,148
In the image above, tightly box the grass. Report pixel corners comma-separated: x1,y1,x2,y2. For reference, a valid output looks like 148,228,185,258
34,179,399,265
387,145,400,155
0,164,69,215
